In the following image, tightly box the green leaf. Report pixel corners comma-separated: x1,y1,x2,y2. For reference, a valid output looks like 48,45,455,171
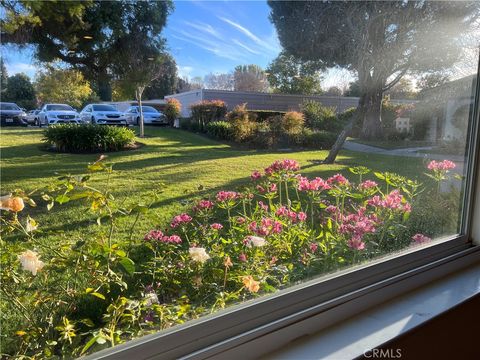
118,257,135,275
55,194,70,204
115,249,127,257
81,335,99,355
90,292,106,300
85,288,94,293
373,172,385,180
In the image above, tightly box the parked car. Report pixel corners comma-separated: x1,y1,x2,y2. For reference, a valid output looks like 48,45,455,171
0,102,28,126
79,104,127,126
25,109,42,125
38,104,80,125
124,106,167,125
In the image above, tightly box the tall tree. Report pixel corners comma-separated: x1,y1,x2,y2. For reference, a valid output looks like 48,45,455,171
1,0,174,101
344,80,361,97
3,73,36,109
204,72,234,91
266,52,323,94
385,77,417,99
112,31,173,137
417,73,451,93
324,86,343,96
269,1,480,162
0,58,8,100
35,65,94,109
143,54,178,99
234,64,269,92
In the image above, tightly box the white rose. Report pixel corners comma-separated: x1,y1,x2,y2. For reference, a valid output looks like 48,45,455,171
18,250,45,275
189,247,210,263
144,292,159,306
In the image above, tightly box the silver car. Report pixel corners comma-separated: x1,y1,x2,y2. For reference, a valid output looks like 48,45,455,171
80,104,127,126
124,106,167,125
25,109,41,125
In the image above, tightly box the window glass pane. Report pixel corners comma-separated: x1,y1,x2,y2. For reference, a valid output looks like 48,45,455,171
0,1,479,358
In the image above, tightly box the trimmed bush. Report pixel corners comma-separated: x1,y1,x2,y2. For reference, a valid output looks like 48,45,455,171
226,103,249,122
164,98,182,126
43,124,136,153
282,111,305,135
190,100,227,131
231,118,257,142
206,121,234,140
301,100,338,131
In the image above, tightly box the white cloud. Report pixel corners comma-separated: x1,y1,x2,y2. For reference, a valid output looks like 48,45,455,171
5,62,37,78
178,65,194,78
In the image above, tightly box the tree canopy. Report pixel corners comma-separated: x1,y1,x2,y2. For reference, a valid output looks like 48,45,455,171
35,66,95,109
1,0,174,100
3,73,36,109
234,64,269,92
269,0,480,139
266,52,323,95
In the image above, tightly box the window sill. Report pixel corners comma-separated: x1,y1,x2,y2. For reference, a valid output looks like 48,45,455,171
262,259,480,359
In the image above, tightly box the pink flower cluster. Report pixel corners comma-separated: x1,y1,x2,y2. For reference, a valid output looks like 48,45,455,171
256,183,277,194
210,223,223,230
359,180,378,190
327,174,349,186
276,206,307,222
193,199,214,211
216,191,239,202
249,218,282,236
264,159,300,176
368,190,411,212
171,213,192,228
338,208,378,250
251,171,262,181
144,230,182,244
427,160,456,171
412,233,432,244
297,176,331,192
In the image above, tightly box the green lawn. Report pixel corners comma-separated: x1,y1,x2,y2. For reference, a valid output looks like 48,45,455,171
1,126,427,244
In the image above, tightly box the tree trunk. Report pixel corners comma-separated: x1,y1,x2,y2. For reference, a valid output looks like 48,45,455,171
360,90,383,140
323,94,366,164
136,88,145,138
97,70,112,101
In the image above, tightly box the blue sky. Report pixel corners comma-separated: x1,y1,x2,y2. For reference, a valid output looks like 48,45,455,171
0,0,351,88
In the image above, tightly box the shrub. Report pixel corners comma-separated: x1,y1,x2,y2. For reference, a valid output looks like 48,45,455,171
250,122,273,148
206,121,234,140
248,110,286,122
301,100,338,131
231,118,257,142
190,100,227,131
301,128,338,149
282,111,305,135
43,124,135,153
226,103,249,122
164,98,182,126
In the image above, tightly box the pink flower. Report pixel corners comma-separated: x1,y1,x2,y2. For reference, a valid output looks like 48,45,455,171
236,217,246,224
171,213,192,228
297,176,331,192
264,159,300,176
359,180,378,190
165,235,182,244
251,170,262,181
298,212,307,222
210,223,223,230
216,191,238,202
347,236,365,250
309,243,318,253
412,233,432,244
327,174,349,186
144,230,164,241
325,205,338,214
258,201,269,212
239,253,248,262
276,206,288,216
268,183,277,193
144,230,182,244
428,160,456,171
194,199,214,211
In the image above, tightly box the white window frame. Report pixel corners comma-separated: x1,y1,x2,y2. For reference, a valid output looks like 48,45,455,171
86,59,480,360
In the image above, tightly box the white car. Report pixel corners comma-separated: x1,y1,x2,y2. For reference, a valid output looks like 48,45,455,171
80,104,127,126
39,104,80,125
124,106,167,125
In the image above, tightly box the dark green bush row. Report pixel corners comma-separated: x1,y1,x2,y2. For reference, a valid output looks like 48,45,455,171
248,110,286,122
206,121,234,140
43,124,136,153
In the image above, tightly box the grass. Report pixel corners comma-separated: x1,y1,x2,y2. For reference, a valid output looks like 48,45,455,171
0,126,430,244
349,138,435,150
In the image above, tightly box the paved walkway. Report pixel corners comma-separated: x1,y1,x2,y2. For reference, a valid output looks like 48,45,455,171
343,140,465,162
